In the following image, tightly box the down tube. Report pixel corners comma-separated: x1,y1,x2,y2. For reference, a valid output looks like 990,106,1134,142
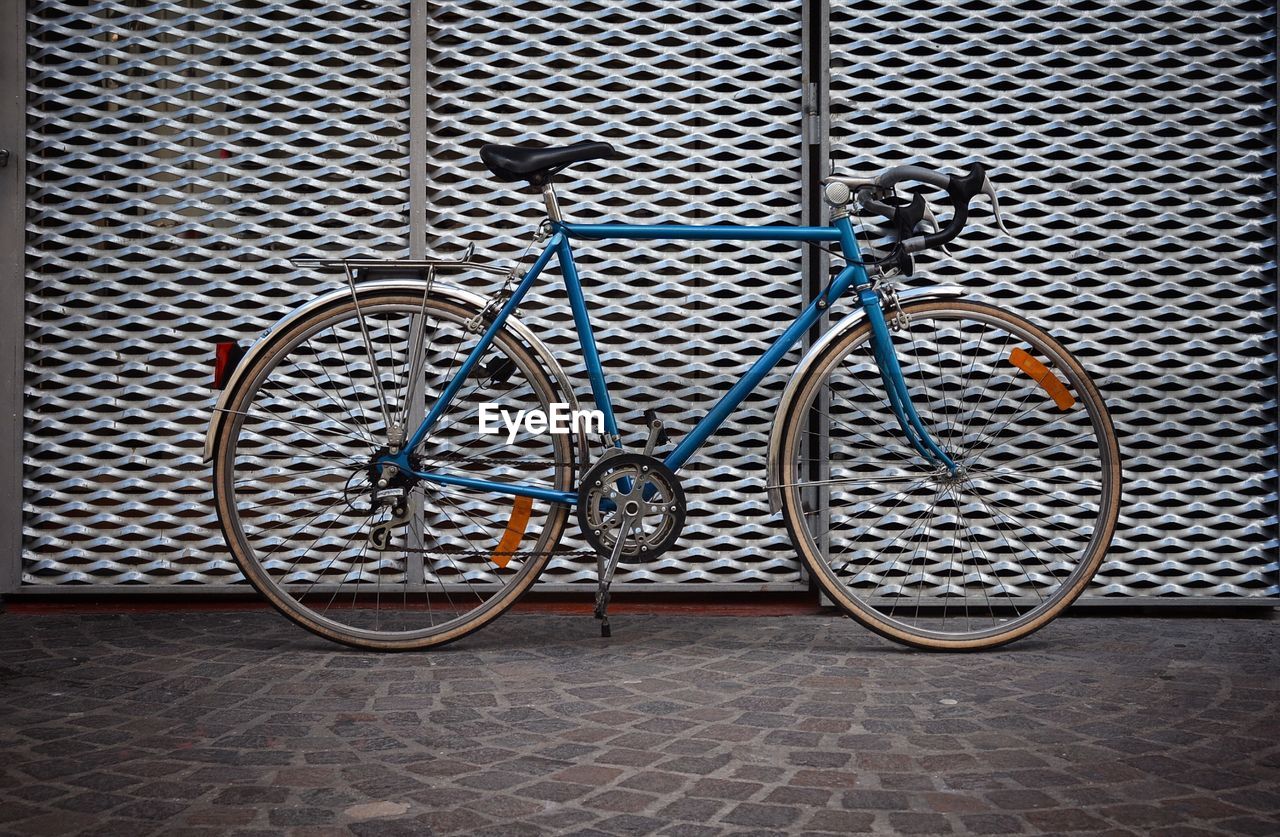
663,264,863,472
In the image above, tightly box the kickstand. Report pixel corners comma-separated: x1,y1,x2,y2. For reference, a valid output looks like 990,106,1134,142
594,514,635,638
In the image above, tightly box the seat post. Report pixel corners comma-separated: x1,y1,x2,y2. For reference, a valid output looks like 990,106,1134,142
540,181,563,223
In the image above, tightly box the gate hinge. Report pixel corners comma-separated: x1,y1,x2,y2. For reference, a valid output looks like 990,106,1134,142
802,83,828,147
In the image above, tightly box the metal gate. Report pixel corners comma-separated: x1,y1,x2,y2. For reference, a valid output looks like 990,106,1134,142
7,0,1277,601
826,0,1278,601
19,0,415,587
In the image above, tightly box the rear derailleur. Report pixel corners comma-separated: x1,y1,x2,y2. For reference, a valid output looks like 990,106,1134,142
365,453,415,551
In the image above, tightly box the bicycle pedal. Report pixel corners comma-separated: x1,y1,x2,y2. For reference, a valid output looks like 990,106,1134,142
642,408,670,456
642,408,670,444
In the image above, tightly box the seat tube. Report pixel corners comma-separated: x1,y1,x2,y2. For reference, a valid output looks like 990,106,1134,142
556,236,620,441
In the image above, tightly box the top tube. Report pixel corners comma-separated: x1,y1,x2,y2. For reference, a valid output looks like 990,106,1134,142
560,222,841,243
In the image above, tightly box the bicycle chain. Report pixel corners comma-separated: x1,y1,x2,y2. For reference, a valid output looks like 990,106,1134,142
418,455,563,467
383,548,597,558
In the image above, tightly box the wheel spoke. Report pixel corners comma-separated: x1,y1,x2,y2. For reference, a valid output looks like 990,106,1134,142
215,294,567,648
782,302,1118,649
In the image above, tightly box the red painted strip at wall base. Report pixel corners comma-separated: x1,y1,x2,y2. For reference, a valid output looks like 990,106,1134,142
3,592,826,617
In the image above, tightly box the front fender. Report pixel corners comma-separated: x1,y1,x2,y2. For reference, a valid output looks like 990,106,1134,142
203,279,586,463
765,284,966,514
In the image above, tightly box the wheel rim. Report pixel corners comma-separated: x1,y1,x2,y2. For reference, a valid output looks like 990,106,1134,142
216,296,570,645
786,303,1119,644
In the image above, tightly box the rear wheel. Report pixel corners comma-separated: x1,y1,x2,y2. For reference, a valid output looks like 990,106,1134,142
779,300,1122,650
213,290,573,650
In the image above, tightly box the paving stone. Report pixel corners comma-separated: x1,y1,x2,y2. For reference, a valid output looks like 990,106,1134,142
881,772,938,791
1025,808,1114,832
658,825,721,837
983,789,1058,810
787,750,851,768
0,612,1275,836
657,797,725,822
889,811,954,834
730,765,785,783
584,788,657,813
762,786,832,807
110,799,189,821
616,770,687,794
266,806,334,826
804,808,876,832
687,778,761,801
594,813,666,834
840,789,911,810
348,818,435,837
788,769,859,790
719,801,802,829
1217,817,1280,836
959,813,1028,834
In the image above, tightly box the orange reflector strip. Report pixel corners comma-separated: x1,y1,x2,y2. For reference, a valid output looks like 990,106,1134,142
491,495,533,568
1008,347,1075,411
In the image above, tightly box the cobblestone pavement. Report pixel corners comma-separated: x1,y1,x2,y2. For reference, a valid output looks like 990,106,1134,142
0,609,1277,836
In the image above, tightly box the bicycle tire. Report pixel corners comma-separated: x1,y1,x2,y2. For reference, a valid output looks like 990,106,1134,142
778,300,1122,650
213,290,573,650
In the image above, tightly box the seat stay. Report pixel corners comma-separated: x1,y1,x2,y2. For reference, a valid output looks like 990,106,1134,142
399,233,562,458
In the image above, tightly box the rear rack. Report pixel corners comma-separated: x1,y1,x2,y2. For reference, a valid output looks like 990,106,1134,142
289,243,509,277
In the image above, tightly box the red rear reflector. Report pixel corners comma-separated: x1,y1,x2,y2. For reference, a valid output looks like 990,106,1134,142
214,342,246,389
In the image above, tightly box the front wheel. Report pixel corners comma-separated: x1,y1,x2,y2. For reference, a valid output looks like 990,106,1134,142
212,290,574,650
778,300,1122,650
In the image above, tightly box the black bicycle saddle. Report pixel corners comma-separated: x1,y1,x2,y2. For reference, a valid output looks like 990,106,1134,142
479,140,621,187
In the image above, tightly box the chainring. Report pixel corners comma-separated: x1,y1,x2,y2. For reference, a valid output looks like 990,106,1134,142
577,452,686,563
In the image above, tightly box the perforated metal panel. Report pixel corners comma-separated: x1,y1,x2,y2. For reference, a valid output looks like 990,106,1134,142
415,1,806,586
830,0,1277,599
22,0,413,585
16,0,1278,600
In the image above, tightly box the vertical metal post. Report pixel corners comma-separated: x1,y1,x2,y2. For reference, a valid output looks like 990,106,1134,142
408,0,428,259
0,1,24,594
801,0,831,586
404,2,430,584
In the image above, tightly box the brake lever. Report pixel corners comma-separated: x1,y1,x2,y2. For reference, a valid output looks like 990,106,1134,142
917,201,952,257
979,173,1012,236
858,189,953,258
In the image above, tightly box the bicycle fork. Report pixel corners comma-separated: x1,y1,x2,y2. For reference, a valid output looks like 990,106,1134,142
858,286,958,474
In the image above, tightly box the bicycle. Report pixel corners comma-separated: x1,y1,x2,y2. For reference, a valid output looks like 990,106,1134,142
206,140,1122,651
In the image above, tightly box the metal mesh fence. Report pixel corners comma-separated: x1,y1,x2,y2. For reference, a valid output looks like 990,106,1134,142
23,0,412,584
18,0,1277,600
415,0,807,586
830,0,1277,599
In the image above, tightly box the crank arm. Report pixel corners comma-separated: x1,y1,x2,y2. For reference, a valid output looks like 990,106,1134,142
595,513,637,636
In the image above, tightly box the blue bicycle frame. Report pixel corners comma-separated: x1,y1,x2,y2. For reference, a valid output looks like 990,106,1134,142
385,215,955,505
